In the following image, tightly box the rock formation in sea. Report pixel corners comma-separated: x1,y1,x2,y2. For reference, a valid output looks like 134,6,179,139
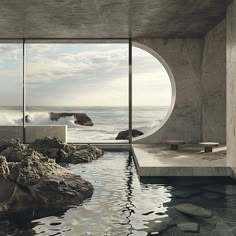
115,129,144,140
49,112,93,126
0,137,104,216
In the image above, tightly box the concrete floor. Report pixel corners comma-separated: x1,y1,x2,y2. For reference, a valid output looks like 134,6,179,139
132,144,232,177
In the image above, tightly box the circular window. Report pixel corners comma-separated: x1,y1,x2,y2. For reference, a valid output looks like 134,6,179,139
132,43,175,140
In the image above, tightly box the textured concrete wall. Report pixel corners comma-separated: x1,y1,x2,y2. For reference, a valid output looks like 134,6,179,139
133,39,202,143
201,20,226,144
133,21,227,144
25,126,67,143
0,126,23,141
226,1,236,175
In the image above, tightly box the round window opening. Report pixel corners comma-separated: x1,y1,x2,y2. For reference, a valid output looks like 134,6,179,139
132,43,175,140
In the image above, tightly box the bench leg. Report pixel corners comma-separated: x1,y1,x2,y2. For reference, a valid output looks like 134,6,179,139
170,144,178,150
205,146,212,153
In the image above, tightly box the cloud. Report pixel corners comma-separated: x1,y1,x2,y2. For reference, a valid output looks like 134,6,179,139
0,43,172,106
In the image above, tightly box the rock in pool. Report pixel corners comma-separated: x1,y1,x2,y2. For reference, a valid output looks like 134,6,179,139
177,222,199,233
174,203,213,218
0,137,104,217
116,129,144,140
28,137,104,164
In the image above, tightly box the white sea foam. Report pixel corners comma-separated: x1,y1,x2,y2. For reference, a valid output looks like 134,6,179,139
0,106,169,142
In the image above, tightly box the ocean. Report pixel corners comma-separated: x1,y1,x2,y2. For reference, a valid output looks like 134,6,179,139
0,106,169,143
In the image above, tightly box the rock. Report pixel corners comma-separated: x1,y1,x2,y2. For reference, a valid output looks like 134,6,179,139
174,203,213,218
0,148,93,215
143,216,175,233
0,156,9,176
0,138,105,216
211,221,235,236
115,129,144,140
172,188,201,198
0,140,26,162
177,222,199,232
29,137,104,164
25,115,31,123
49,112,93,126
67,145,104,164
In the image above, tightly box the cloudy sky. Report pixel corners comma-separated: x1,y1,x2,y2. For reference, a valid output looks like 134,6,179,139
0,43,171,107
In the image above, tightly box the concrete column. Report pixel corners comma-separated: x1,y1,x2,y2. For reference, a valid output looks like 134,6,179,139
226,0,236,175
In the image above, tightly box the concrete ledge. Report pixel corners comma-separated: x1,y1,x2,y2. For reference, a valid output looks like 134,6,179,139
132,144,233,177
25,125,67,143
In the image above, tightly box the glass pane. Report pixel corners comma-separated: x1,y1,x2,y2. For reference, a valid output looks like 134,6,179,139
132,45,172,139
25,42,128,143
0,43,23,141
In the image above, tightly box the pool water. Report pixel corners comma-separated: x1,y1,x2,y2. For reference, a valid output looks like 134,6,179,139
1,152,236,236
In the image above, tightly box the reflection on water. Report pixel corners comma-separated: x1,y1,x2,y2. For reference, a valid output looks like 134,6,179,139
1,152,236,236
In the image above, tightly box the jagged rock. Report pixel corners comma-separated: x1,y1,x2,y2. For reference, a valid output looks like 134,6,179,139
67,145,104,164
174,203,213,218
0,157,9,176
49,112,93,126
115,129,144,140
29,137,104,164
0,138,98,215
177,222,199,232
0,140,26,162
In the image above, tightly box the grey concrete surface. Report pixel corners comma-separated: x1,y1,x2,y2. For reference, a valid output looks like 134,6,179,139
0,126,67,143
132,144,232,177
133,18,227,145
0,126,23,141
133,38,202,143
226,1,236,177
0,0,232,38
201,20,226,144
25,125,67,143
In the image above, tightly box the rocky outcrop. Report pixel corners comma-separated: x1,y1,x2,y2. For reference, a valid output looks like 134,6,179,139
115,129,144,140
49,112,93,126
0,137,104,216
28,137,104,164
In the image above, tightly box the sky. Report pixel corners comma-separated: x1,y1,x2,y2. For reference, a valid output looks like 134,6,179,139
0,43,172,107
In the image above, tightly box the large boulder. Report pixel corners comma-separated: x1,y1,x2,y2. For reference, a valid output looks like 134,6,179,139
29,137,104,164
0,140,26,162
115,129,144,140
49,112,93,126
0,148,93,215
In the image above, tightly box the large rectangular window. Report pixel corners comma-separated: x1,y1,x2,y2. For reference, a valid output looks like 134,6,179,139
0,42,23,140
25,41,129,143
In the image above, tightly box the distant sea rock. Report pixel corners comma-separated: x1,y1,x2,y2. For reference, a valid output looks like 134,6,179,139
49,112,93,126
115,129,144,140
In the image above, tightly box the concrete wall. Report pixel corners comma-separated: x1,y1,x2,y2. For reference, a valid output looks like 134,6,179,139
0,126,23,141
25,126,67,143
133,38,202,143
226,0,236,176
0,126,67,143
133,19,227,145
201,20,226,144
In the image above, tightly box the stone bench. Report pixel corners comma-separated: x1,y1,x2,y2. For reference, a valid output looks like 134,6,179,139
165,140,185,150
199,142,219,153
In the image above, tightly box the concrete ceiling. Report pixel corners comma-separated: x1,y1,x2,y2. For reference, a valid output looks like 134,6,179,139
0,0,232,39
